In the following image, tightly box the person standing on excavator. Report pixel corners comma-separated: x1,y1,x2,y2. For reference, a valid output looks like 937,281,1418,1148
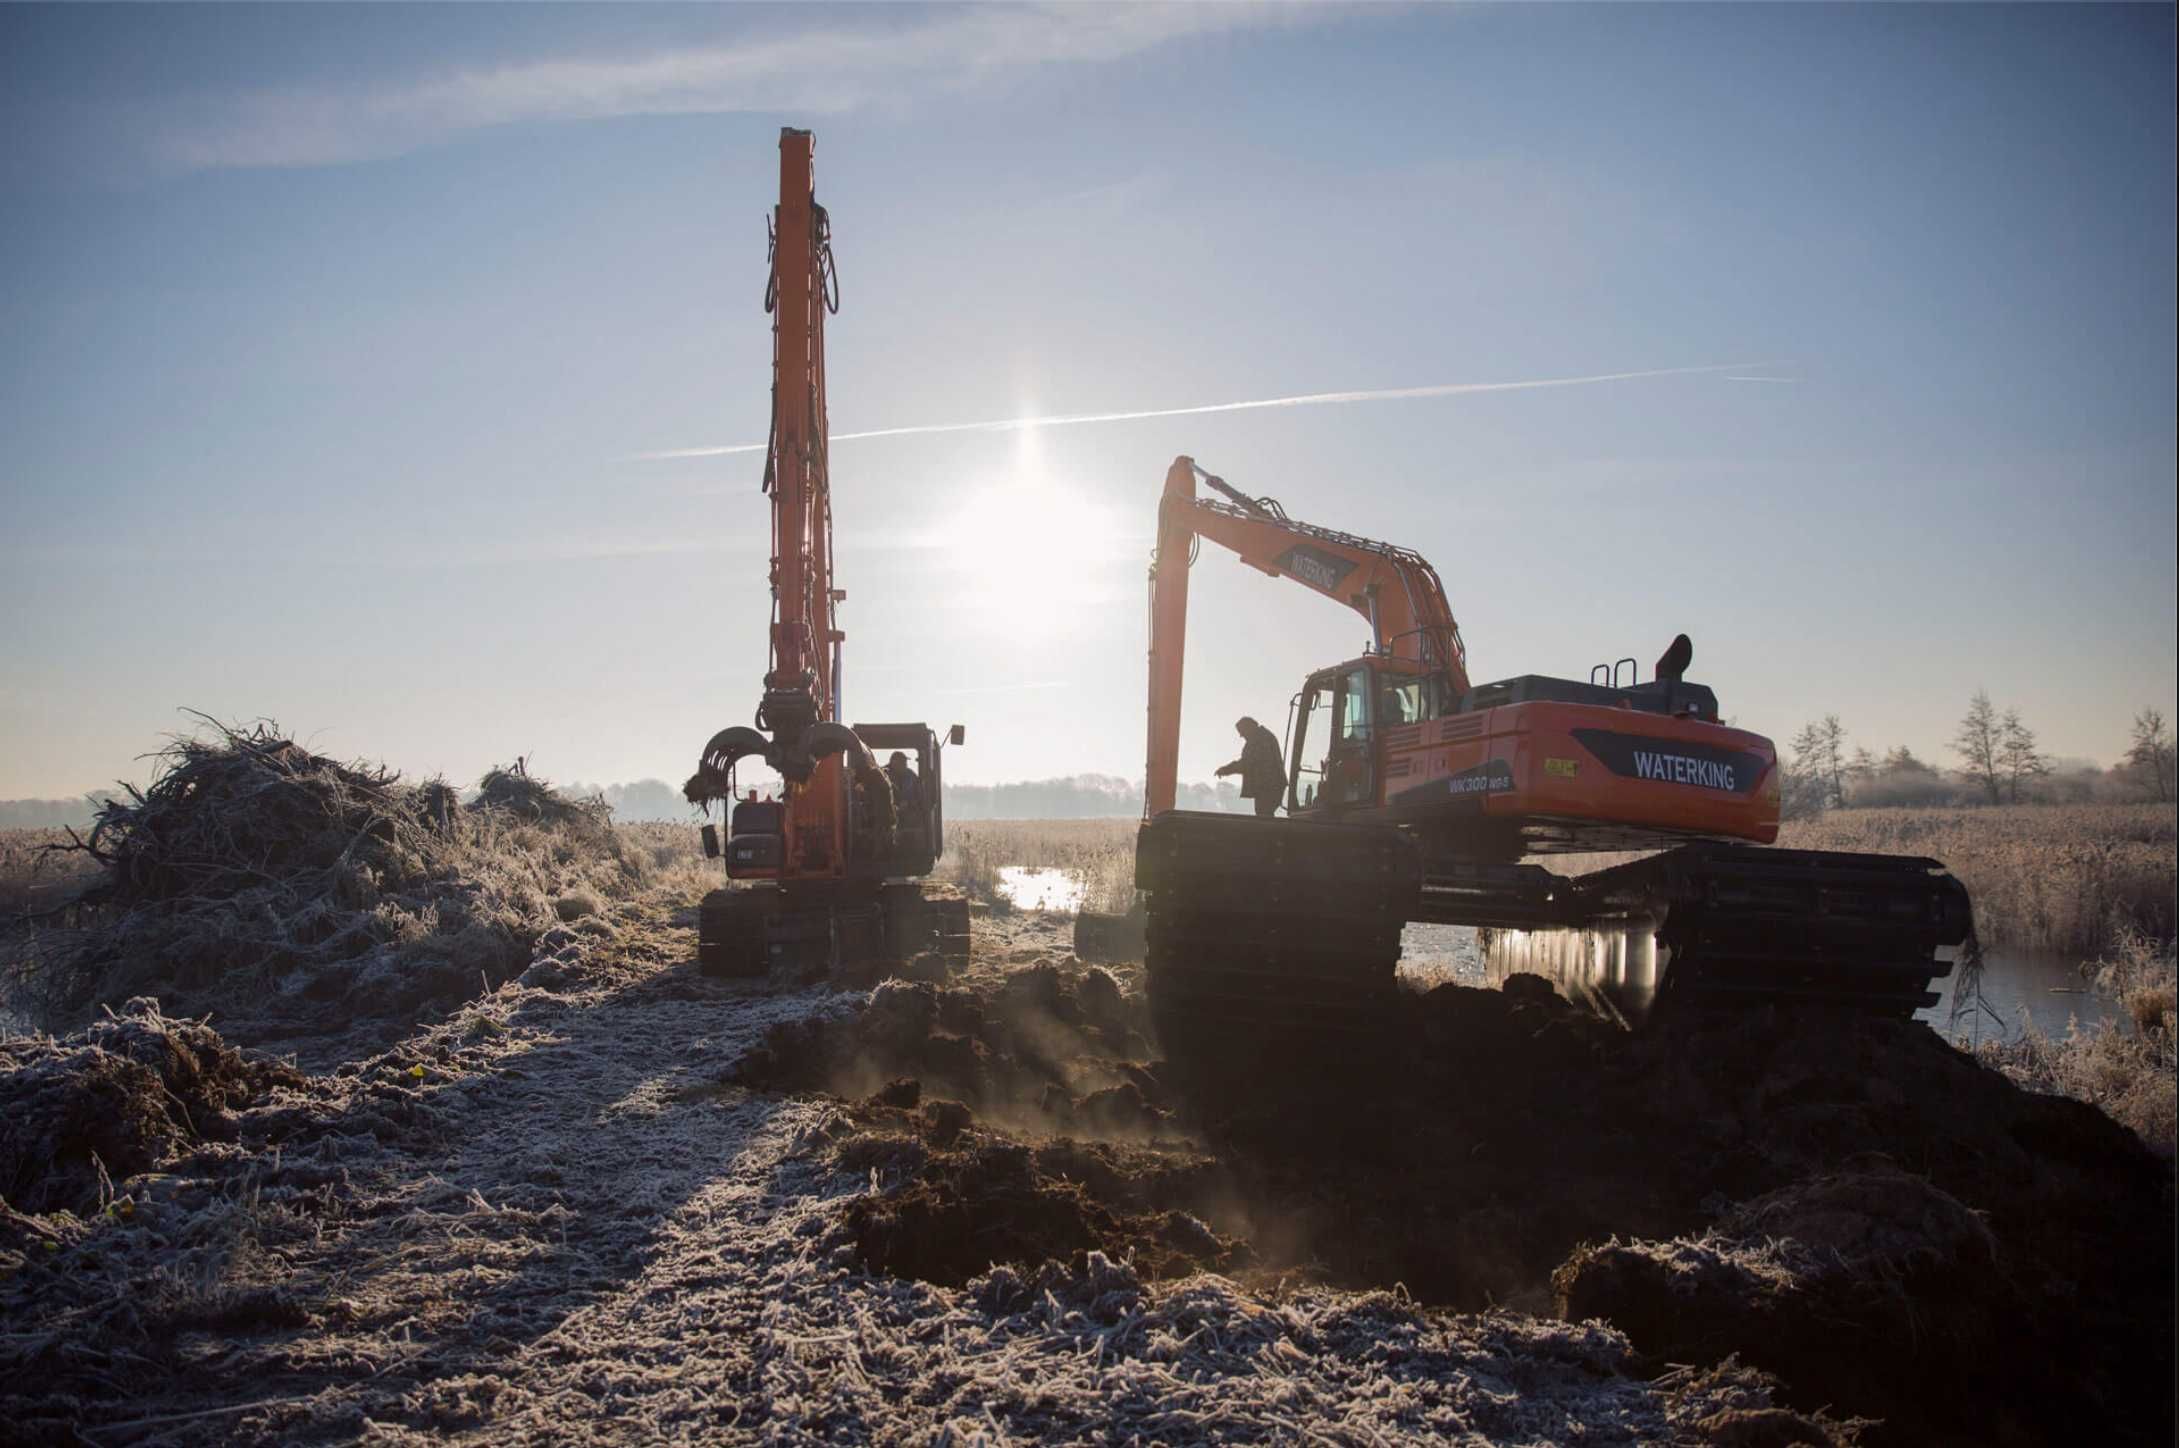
1216,716,1286,818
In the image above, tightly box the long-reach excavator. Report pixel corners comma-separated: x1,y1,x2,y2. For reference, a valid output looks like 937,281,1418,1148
683,129,968,977
1105,456,1973,1067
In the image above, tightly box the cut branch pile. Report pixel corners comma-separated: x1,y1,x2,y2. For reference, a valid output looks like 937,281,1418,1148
11,720,647,1043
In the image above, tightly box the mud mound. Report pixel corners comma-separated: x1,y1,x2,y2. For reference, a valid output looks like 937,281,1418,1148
1154,979,2170,1441
843,1132,1245,1286
1556,1169,2010,1426
734,966,1158,1120
1605,1006,2172,1294
0,1000,300,1215
736,947,2170,1442
16,721,648,1060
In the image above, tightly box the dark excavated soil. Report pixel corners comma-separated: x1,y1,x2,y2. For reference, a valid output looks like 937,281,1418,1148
734,939,2175,1448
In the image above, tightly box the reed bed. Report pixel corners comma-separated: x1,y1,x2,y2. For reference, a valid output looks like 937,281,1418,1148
936,819,1137,914
1779,803,2175,954
1978,929,2176,1157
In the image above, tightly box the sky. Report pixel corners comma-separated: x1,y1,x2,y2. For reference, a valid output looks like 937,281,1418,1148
2,2,2174,799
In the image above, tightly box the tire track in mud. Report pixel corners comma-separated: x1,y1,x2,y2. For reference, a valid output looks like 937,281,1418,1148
6,896,1829,1445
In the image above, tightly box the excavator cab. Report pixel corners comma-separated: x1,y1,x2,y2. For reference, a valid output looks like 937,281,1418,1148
1287,659,1449,814
848,721,963,878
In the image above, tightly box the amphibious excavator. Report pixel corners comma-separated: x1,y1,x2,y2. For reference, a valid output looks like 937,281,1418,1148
683,129,968,977
1092,457,1973,1064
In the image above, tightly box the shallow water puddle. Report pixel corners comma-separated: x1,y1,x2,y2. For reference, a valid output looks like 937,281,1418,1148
1919,946,2124,1041
996,866,1086,913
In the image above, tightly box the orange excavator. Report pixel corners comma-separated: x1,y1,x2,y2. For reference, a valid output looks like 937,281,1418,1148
1106,456,1973,1065
683,129,967,977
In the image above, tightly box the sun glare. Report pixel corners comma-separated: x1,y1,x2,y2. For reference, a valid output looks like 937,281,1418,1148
936,449,1122,645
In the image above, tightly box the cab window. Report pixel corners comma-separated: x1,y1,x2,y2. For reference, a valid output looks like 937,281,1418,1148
1291,681,1336,809
1338,667,1371,744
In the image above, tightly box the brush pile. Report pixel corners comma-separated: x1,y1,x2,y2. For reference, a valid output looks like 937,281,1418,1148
0,998,302,1217
474,759,612,833
14,721,647,1053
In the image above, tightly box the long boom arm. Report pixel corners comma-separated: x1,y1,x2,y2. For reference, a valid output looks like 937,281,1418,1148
761,127,840,748
1144,455,1469,816
689,128,870,827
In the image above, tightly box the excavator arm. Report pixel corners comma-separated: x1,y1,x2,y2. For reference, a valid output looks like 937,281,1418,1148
1144,455,1470,816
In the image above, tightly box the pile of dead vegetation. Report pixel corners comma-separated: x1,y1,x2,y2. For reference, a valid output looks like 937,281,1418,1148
0,998,301,1219
6,722,645,1050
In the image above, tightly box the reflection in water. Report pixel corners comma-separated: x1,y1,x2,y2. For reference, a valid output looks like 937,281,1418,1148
1921,948,2121,1043
1475,925,1668,1024
1399,923,2122,1042
996,866,1087,914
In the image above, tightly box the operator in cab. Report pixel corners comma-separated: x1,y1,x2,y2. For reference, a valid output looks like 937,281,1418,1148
1215,716,1286,818
885,751,922,819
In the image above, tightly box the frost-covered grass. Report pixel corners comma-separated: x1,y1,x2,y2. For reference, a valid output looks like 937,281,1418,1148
2,901,1830,1444
1978,930,2178,1157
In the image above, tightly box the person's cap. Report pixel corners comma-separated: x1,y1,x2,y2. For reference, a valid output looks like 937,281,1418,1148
1235,716,1256,731
888,751,907,765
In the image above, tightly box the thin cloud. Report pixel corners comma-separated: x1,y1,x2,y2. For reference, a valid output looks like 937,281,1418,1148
1724,375,1797,383
155,5,1323,172
641,362,1777,462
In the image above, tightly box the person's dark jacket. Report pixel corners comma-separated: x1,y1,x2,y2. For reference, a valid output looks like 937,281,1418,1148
887,763,922,817
1218,723,1286,805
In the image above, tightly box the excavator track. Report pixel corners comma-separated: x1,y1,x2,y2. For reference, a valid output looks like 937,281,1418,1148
1466,844,1973,1022
1136,814,1972,1075
699,881,970,979
1135,812,1420,1072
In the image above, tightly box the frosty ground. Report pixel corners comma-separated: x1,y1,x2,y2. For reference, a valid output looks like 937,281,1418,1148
4,793,2173,1445
4,892,1814,1446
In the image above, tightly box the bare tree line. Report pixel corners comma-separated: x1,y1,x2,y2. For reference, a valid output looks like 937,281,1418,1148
1782,697,2176,816
7,709,2172,830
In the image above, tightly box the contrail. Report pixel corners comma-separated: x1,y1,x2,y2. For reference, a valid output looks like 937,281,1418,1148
933,680,1071,696
635,362,1776,461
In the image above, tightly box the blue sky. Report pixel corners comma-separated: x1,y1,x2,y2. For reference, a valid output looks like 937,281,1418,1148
2,3,2173,798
